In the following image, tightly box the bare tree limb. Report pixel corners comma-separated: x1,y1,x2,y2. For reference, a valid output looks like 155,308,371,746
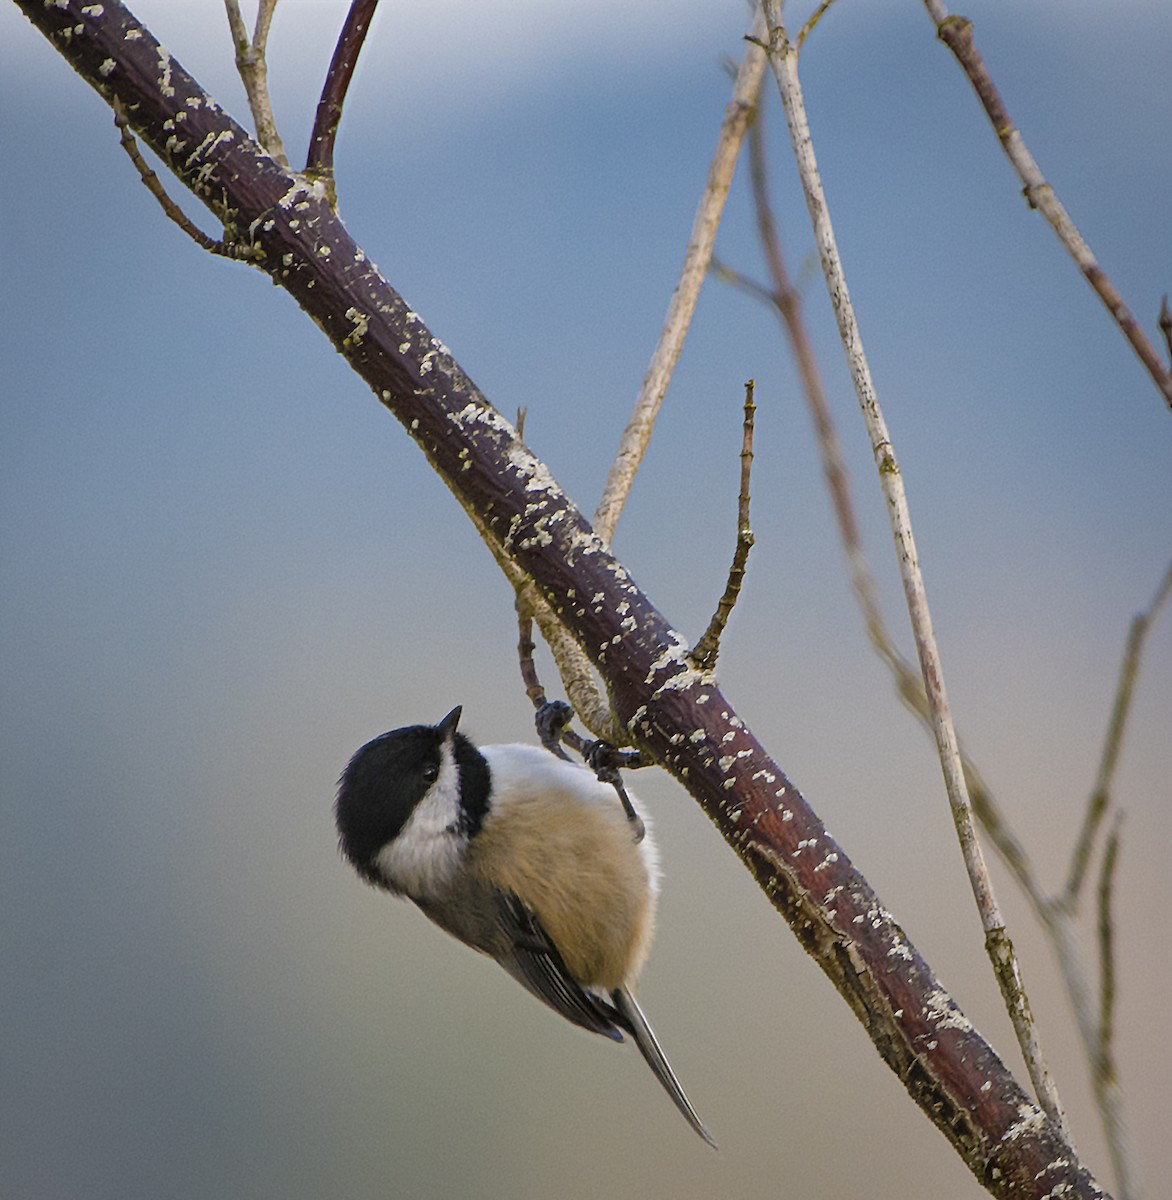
593,5,766,544
15,3,1110,1194
759,0,1069,1139
923,1,1172,412
224,0,288,168
306,0,380,202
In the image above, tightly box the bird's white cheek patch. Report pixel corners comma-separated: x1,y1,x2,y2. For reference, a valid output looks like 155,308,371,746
375,744,465,900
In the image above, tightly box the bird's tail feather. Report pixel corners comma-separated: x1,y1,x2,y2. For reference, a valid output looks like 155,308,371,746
612,986,717,1149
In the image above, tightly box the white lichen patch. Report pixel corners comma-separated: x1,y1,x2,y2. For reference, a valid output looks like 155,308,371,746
81,4,104,15
718,756,736,773
886,936,914,961
99,58,115,76
186,128,233,171
689,730,706,744
1001,1104,1046,1143
565,529,602,564
156,47,174,97
342,308,368,346
277,177,329,210
752,768,777,784
644,633,689,683
922,985,976,1034
812,851,839,873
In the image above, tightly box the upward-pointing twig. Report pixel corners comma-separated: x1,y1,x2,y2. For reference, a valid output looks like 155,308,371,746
692,381,757,672
306,0,381,204
224,0,288,168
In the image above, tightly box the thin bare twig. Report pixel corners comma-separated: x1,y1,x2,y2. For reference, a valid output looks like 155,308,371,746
515,600,547,713
796,0,839,50
224,0,289,167
923,1,1172,412
1096,814,1122,1088
306,0,380,202
113,98,259,261
693,381,757,671
759,0,1070,1139
1066,559,1172,904
593,4,767,545
1159,295,1172,367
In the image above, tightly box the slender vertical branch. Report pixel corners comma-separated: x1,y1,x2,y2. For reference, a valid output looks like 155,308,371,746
923,1,1172,412
759,0,1069,1138
1094,814,1131,1197
306,0,380,201
692,381,757,671
1096,816,1121,1082
224,0,289,167
1066,559,1172,904
1159,296,1172,365
593,5,767,545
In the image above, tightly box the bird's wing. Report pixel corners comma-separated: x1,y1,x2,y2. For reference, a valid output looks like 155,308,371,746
490,890,626,1041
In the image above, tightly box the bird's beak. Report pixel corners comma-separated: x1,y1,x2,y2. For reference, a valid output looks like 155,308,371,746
437,706,462,738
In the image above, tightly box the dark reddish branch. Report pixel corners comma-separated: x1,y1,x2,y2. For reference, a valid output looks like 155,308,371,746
306,0,380,188
16,3,1106,1196
932,13,1172,413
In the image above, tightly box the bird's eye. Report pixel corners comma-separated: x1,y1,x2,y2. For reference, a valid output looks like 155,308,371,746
421,763,439,784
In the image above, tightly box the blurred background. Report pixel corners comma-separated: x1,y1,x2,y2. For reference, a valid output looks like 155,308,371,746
2,1,1169,1197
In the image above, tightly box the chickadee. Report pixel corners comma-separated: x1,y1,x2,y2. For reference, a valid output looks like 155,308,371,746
334,705,715,1147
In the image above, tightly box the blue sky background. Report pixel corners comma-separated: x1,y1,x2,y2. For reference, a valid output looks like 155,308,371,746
2,2,1169,1198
